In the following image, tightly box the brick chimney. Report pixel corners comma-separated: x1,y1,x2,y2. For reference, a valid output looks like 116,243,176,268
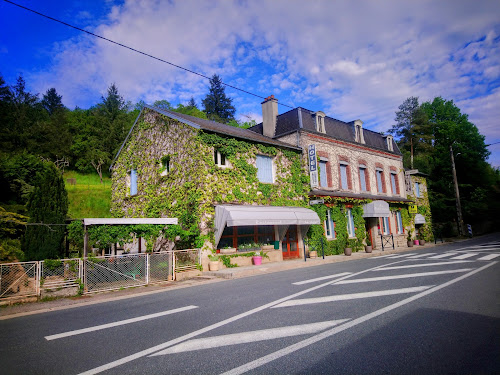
262,95,278,138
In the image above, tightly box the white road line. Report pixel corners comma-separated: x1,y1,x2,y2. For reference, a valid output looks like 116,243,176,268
450,253,477,260
78,259,405,375
407,253,436,259
369,254,399,259
335,269,472,284
272,286,433,308
293,272,351,285
384,253,417,259
428,253,458,259
372,260,472,271
45,306,198,341
221,261,497,375
152,320,349,355
478,254,500,261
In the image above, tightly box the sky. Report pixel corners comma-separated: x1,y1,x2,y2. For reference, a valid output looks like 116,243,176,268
1,0,499,166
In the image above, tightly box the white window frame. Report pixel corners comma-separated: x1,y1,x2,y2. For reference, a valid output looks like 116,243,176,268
390,173,397,195
340,162,349,190
396,211,404,234
359,166,367,192
129,169,137,196
346,208,355,238
319,159,328,188
325,209,336,239
376,169,384,192
256,154,274,183
214,149,228,168
315,113,326,133
415,181,421,197
381,216,390,235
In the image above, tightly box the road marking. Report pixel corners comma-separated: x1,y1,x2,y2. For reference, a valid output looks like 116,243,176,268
293,272,351,285
407,253,436,259
151,320,349,355
221,261,497,375
384,253,417,259
427,253,458,259
372,260,472,271
78,259,405,374
272,286,433,308
45,306,198,341
477,253,500,261
335,269,472,284
369,254,399,259
450,253,477,260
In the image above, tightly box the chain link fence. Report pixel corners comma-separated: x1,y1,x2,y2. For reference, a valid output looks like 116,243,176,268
0,249,200,303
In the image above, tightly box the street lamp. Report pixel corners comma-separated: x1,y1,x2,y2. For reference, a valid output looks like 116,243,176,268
450,143,465,236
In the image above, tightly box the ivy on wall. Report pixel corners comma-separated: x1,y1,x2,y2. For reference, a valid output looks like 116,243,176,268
110,109,310,249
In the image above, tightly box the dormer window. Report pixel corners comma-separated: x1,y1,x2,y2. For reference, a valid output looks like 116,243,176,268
386,135,394,152
315,111,326,133
354,120,365,144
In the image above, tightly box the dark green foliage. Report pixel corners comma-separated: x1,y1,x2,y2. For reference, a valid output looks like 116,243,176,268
202,74,236,124
23,161,68,260
41,88,65,115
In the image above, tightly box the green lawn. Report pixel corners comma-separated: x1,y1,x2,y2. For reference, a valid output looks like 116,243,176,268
64,171,112,219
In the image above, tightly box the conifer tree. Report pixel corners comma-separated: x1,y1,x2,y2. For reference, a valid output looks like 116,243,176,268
23,161,68,260
202,74,236,123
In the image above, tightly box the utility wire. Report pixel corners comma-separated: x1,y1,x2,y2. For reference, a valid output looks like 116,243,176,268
4,0,295,109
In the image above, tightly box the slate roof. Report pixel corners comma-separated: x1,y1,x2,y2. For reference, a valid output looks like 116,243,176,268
249,107,401,155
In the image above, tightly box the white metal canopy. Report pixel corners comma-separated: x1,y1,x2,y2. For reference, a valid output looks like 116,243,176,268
362,200,390,218
83,218,178,226
214,205,320,246
414,214,426,224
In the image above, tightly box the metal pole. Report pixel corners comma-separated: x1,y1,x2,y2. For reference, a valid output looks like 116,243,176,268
304,241,307,262
450,144,465,236
322,237,325,259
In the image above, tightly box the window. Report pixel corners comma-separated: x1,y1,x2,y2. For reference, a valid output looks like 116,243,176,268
315,112,326,133
319,160,328,188
347,209,355,237
381,216,390,235
386,135,394,151
415,182,421,197
359,166,367,191
218,225,274,249
256,155,273,183
390,173,397,195
214,149,226,167
396,211,404,234
160,155,170,176
325,209,336,239
129,169,137,196
376,169,384,193
340,163,349,190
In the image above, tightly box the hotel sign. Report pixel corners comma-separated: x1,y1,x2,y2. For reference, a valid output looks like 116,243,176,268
409,205,418,214
308,144,319,188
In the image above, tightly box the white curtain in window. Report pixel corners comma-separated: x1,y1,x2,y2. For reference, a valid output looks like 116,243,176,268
347,209,355,237
256,155,273,183
130,169,137,195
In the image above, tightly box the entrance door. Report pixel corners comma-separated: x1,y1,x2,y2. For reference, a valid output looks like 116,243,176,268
282,226,299,259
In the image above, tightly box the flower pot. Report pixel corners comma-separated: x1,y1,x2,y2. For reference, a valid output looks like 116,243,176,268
407,241,413,247
309,250,318,258
252,256,262,265
364,245,372,253
419,239,426,245
344,247,352,256
220,248,236,254
414,240,419,245
208,261,219,271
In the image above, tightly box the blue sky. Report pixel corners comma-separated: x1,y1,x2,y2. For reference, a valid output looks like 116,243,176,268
1,0,499,166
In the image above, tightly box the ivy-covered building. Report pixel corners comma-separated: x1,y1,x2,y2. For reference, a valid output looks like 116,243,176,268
249,96,433,253
110,105,320,265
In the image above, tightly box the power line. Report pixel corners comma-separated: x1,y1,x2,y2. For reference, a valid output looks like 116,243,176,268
486,141,500,147
4,0,295,109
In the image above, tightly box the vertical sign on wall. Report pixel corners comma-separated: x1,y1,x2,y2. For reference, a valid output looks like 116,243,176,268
308,144,319,188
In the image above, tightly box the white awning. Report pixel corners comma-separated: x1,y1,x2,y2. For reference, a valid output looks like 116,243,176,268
214,205,320,246
414,214,426,224
83,218,178,226
362,200,390,218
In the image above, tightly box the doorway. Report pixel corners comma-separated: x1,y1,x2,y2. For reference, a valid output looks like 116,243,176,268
282,226,299,259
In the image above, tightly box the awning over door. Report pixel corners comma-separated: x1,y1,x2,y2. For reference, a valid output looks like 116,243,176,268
214,205,320,246
362,200,390,218
414,214,426,224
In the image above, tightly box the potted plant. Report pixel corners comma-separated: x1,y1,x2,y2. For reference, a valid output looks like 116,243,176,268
365,231,372,253
419,235,426,246
407,230,413,247
208,255,220,271
344,239,353,256
252,251,263,265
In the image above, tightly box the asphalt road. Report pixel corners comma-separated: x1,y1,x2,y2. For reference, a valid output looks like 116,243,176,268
1,235,499,374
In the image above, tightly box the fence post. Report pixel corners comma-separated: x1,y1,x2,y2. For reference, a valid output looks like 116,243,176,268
37,261,41,296
146,253,150,285
172,251,176,281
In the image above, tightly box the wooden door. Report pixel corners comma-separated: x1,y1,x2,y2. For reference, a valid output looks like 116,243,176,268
282,226,299,259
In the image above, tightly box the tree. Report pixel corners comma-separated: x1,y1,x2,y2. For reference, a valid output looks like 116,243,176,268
23,161,68,260
187,97,197,109
41,88,65,115
202,74,236,123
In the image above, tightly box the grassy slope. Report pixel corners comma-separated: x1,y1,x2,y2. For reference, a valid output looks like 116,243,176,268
64,171,112,219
